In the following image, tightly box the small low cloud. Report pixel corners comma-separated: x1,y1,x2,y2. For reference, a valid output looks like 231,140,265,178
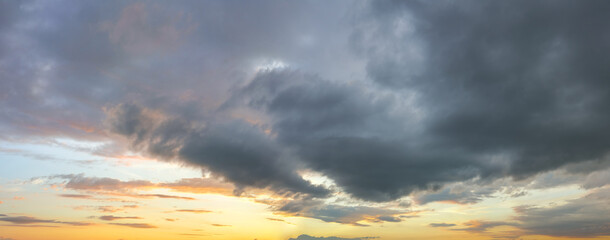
99,215,142,221
267,218,293,224
454,220,515,233
288,235,378,240
60,194,94,199
211,223,230,227
43,174,230,201
73,205,138,213
176,209,211,214
429,223,456,227
133,194,194,200
110,223,157,228
272,198,410,226
0,215,92,226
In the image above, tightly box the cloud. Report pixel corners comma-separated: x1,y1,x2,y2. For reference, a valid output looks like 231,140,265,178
59,194,94,199
271,198,409,226
355,0,610,184
512,187,610,237
454,220,515,233
211,224,230,227
288,235,377,240
0,215,91,226
47,174,231,199
429,223,456,227
133,194,194,200
453,187,610,238
1,1,610,235
109,223,157,229
175,209,211,214
99,215,141,221
99,2,196,54
105,103,331,198
73,205,138,213
266,218,292,224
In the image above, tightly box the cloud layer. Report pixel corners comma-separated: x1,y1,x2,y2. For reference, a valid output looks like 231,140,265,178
2,0,610,237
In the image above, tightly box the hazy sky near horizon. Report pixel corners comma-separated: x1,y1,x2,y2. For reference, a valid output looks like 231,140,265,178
1,1,610,240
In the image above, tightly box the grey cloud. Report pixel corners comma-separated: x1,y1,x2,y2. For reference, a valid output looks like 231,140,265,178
454,220,515,233
512,187,610,237
415,185,495,205
0,216,91,226
272,198,407,225
232,70,483,202
358,0,610,181
73,205,138,213
109,223,157,229
456,188,610,238
429,223,456,228
288,235,377,240
0,0,354,141
1,0,610,224
99,215,141,221
59,194,94,199
47,174,225,200
105,103,330,198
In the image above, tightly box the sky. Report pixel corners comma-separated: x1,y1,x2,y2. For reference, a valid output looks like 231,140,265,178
0,0,610,240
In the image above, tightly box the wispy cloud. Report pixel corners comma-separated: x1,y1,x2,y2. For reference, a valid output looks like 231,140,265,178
0,215,92,226
109,223,157,228
211,223,230,227
429,223,456,228
288,235,378,240
43,174,232,200
59,194,94,199
99,215,142,221
175,209,211,214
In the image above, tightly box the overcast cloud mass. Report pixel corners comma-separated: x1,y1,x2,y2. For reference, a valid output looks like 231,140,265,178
1,0,610,239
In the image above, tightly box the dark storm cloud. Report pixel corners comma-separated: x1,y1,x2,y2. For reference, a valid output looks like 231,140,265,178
1,0,610,228
357,0,610,181
230,70,484,202
105,103,331,197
